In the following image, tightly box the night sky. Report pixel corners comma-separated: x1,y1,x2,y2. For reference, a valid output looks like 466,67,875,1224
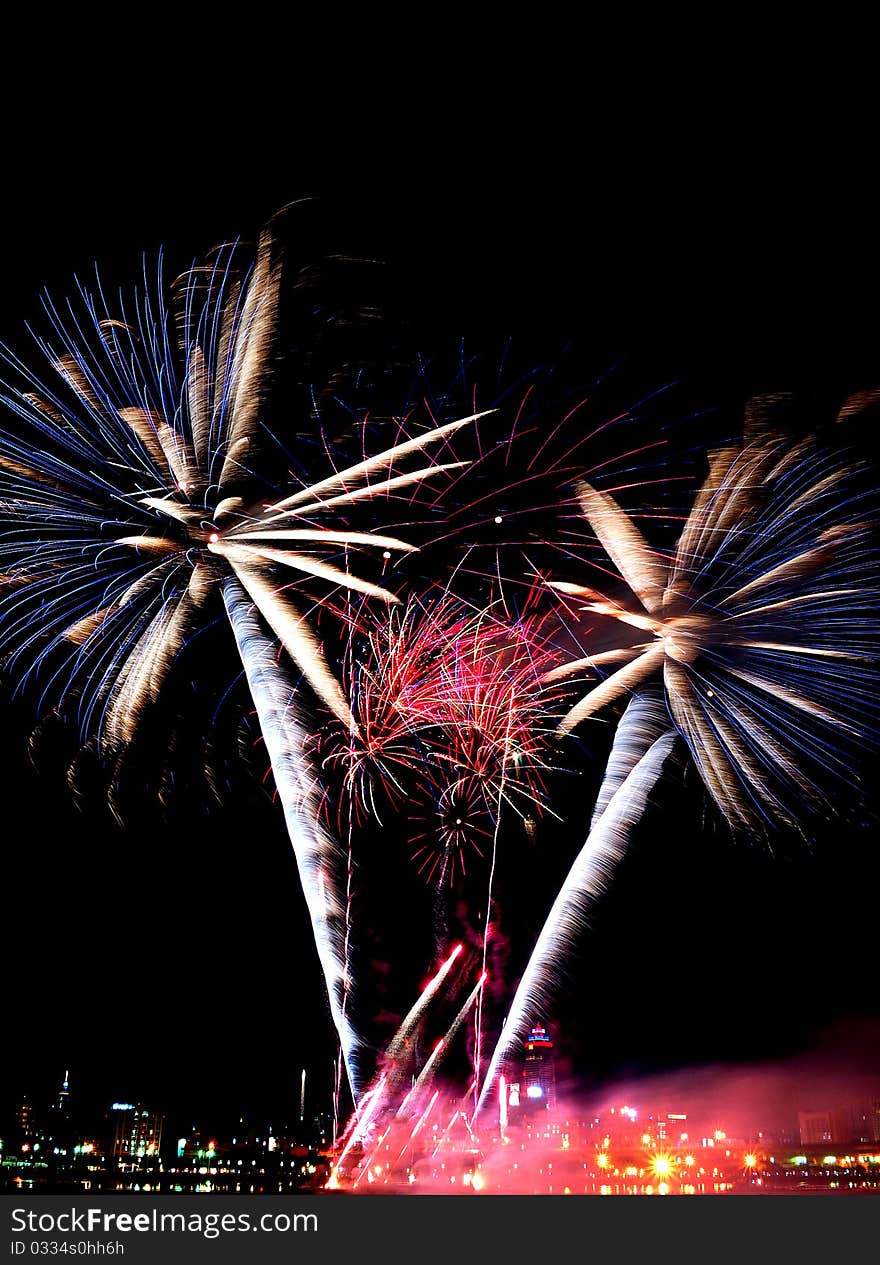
2,119,879,1139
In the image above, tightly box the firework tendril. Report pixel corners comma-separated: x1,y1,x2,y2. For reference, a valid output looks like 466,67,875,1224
0,225,480,1099
477,424,880,1111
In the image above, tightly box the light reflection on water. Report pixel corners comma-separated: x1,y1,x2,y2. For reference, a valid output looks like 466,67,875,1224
108,1181,297,1194
592,1182,733,1195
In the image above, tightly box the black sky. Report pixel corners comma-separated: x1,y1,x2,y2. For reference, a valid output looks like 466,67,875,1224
1,107,879,1136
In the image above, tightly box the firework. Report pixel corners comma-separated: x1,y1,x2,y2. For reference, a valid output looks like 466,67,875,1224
407,971,487,1101
333,952,488,1185
319,591,563,1093
0,225,481,1099
478,420,879,1111
549,431,878,827
410,776,492,886
476,722,676,1114
384,942,464,1069
325,593,562,864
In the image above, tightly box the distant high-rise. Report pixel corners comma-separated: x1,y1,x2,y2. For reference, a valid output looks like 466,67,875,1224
798,1102,880,1147
16,1095,34,1141
48,1070,73,1148
851,1099,880,1145
521,1024,556,1112
111,1104,165,1161
798,1109,850,1146
56,1070,70,1114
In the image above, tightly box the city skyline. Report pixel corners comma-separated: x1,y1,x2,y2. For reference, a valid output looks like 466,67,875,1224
5,1034,880,1196
7,1014,880,1151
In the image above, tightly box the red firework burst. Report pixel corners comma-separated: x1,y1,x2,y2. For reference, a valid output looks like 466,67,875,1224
322,591,565,882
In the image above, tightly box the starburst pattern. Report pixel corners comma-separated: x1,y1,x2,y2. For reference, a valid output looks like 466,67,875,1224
0,233,482,742
477,419,880,1113
322,593,563,870
0,223,479,1100
546,432,879,828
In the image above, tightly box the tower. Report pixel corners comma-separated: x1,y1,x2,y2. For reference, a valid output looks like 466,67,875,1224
56,1070,70,1115
48,1070,73,1149
521,1024,556,1113
16,1095,34,1142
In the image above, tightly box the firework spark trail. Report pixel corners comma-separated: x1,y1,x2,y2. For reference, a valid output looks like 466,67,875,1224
354,1121,396,1188
476,730,676,1114
472,703,512,1117
329,594,563,888
352,1081,447,1190
332,941,464,1151
341,769,356,1103
338,591,359,1121
0,228,487,1111
410,971,487,1104
0,238,470,741
355,974,488,1183
330,1073,388,1182
223,576,363,1095
409,1088,441,1142
384,941,463,1065
332,1056,339,1144
322,594,562,1106
586,689,670,828
477,427,879,1114
549,436,879,827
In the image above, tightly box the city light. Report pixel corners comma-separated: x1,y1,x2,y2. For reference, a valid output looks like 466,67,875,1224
4,1054,879,1198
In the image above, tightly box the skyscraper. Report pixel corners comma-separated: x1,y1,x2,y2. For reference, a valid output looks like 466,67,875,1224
521,1024,556,1113
16,1095,34,1142
111,1104,165,1161
56,1070,70,1114
48,1070,73,1149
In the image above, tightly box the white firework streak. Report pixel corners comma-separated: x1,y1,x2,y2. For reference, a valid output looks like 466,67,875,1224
549,445,878,828
384,941,464,1064
223,576,363,1097
588,689,670,828
0,223,489,1113
406,972,487,1106
476,727,676,1115
361,942,465,1126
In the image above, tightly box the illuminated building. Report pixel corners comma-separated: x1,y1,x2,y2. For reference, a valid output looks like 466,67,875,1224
48,1070,74,1149
798,1101,880,1147
56,1069,70,1114
16,1095,34,1141
111,1104,165,1161
850,1100,880,1145
658,1112,686,1142
521,1024,556,1113
797,1110,851,1147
